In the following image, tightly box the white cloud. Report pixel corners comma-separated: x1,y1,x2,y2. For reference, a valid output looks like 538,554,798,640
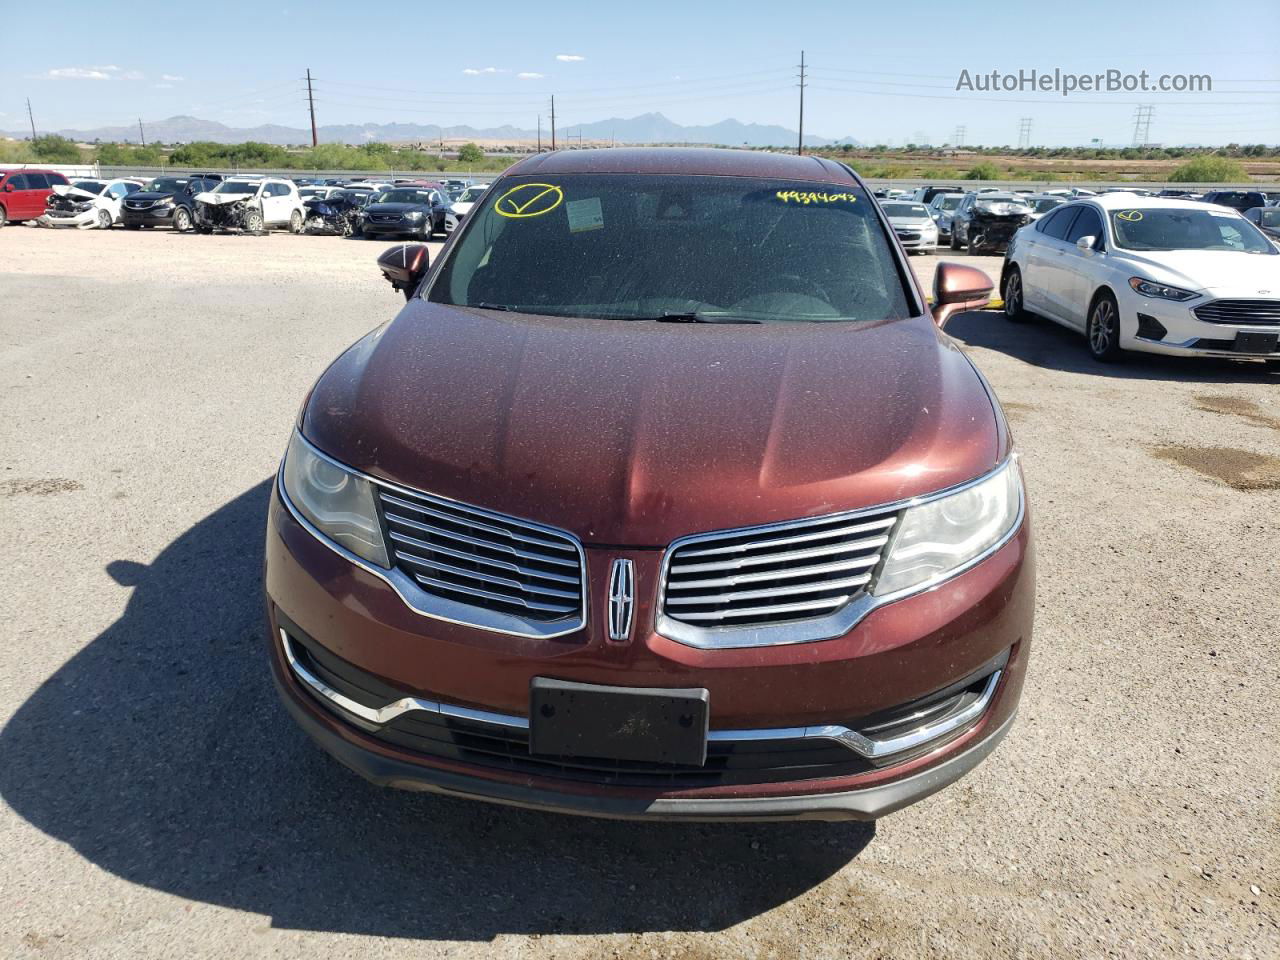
154,83,175,89
45,67,112,80
517,72,544,80
120,69,146,80
161,74,185,82
462,66,506,75
555,54,585,62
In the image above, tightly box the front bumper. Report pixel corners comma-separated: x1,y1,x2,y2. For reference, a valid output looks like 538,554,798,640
39,210,96,227
265,478,1034,820
363,218,421,235
121,204,177,226
896,233,938,251
1119,289,1280,358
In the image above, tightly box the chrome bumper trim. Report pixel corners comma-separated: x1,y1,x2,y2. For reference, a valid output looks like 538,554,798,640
281,630,1000,760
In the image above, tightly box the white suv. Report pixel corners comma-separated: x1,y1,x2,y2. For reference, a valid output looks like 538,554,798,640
193,177,306,234
1001,194,1280,363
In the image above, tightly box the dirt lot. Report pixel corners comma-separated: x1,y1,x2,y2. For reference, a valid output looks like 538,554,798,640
1,225,1277,960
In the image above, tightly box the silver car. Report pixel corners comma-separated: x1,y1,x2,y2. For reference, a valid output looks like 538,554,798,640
880,200,938,254
927,192,965,242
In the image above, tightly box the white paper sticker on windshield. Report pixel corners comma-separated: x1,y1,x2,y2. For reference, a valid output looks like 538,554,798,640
566,197,604,233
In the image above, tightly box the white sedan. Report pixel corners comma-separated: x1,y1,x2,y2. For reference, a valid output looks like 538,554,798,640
40,178,144,229
1000,194,1280,363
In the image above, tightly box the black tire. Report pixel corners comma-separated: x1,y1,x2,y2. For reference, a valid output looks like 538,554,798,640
243,209,264,234
0,205,7,228
288,209,303,234
967,232,982,255
97,208,113,230
195,225,213,235
173,207,192,232
1003,267,1029,322
124,223,141,230
949,229,960,251
1086,291,1124,362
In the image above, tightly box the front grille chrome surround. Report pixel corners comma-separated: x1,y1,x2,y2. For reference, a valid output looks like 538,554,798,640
1193,299,1280,326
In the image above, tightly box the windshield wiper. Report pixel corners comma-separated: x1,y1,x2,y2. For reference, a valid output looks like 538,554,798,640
620,311,762,325
470,301,518,312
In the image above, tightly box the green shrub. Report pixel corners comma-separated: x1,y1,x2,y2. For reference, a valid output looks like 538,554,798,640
456,142,485,164
965,161,1002,180
1168,155,1248,183
31,135,82,163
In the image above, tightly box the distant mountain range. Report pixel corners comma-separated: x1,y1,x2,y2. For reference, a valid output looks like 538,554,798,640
7,112,858,149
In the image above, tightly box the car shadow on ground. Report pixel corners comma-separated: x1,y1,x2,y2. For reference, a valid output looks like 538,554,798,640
947,309,1279,384
0,480,872,941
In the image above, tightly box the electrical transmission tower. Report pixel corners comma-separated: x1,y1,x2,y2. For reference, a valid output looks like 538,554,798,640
796,51,807,156
1017,117,1033,149
953,125,966,147
1131,105,1155,147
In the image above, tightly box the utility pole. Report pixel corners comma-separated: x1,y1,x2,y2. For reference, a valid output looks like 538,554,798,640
26,98,37,140
1017,117,1032,150
1131,104,1154,147
537,115,542,153
305,68,318,148
138,118,146,147
796,50,807,156
549,96,557,150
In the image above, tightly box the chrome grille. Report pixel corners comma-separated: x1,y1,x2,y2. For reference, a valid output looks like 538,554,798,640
661,509,898,629
375,486,585,624
1193,299,1280,326
369,213,403,223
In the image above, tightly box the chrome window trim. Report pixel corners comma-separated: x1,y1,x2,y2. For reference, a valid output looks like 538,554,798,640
278,433,587,640
656,456,1024,650
282,630,1000,761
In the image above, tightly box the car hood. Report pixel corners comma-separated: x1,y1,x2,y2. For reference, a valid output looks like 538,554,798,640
887,216,933,229
365,202,428,215
302,304,1004,546
195,190,254,205
451,201,475,215
1120,249,1280,294
51,185,101,201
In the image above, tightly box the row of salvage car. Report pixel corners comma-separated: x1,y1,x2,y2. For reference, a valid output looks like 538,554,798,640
10,169,485,238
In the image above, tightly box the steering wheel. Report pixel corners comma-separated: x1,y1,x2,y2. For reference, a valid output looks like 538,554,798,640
771,273,831,303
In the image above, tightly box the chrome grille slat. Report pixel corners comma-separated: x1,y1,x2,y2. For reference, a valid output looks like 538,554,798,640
662,507,898,632
385,518,580,569
673,516,895,558
411,575,578,614
1193,299,1280,326
375,485,584,626
380,493,578,553
669,534,890,574
665,573,872,606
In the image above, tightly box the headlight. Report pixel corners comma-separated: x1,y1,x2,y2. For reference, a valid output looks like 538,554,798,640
404,210,425,219
156,196,174,206
281,431,390,567
874,459,1023,597
1128,277,1199,301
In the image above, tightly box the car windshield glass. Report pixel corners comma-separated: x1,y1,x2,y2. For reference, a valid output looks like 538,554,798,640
1257,209,1280,228
882,203,929,217
1110,208,1275,253
936,196,962,210
148,178,189,193
72,181,107,195
429,174,910,324
336,190,370,204
460,186,486,202
300,187,326,197
375,189,432,204
215,181,258,194
1033,199,1063,213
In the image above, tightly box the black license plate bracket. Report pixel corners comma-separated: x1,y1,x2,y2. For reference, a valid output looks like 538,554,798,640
1234,331,1279,354
529,678,709,766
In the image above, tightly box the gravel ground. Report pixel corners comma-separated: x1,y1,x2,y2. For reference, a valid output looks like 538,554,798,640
1,225,1277,960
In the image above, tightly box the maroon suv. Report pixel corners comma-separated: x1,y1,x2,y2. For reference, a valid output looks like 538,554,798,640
0,168,70,226
266,149,1034,821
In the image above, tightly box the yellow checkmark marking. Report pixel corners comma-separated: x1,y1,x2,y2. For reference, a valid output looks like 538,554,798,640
495,183,564,219
1116,210,1143,222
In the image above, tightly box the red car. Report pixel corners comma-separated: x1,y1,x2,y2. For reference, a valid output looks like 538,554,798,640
0,168,70,226
267,148,1034,821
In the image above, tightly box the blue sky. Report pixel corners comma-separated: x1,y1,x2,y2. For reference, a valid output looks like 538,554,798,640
4,0,1278,146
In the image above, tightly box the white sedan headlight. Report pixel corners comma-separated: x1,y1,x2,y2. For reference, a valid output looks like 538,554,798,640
874,459,1023,597
281,431,390,567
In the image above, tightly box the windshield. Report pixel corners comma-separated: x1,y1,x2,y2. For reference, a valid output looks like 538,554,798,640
215,180,258,194
882,202,929,218
1255,209,1280,229
1110,208,1276,253
459,186,487,202
72,180,107,195
935,195,962,211
336,190,372,205
429,174,911,324
300,187,327,198
374,189,433,205
147,178,189,193
1033,198,1064,213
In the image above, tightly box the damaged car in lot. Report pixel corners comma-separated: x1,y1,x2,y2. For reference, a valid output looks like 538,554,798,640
193,177,306,234
40,178,144,229
266,147,1034,823
121,174,222,231
950,192,1034,255
303,188,370,237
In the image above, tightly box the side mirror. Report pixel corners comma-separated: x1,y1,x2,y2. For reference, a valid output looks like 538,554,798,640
2,183,12,192
377,243,430,302
931,262,994,328
1075,235,1097,252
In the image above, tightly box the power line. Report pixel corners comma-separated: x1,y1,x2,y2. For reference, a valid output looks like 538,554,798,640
796,50,807,156
305,69,318,147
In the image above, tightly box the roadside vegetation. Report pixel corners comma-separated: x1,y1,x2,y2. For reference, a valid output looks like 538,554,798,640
3,135,1276,182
